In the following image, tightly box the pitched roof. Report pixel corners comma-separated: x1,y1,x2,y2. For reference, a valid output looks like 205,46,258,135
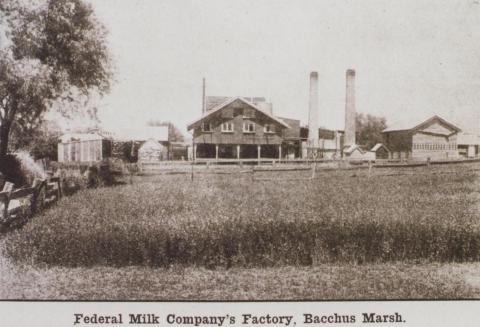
206,96,266,111
383,115,461,133
343,144,365,154
59,132,105,143
371,143,390,152
188,96,290,130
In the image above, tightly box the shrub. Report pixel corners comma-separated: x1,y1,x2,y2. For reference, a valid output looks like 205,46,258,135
0,151,46,188
50,161,116,194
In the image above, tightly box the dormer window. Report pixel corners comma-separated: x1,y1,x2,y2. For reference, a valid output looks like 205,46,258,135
221,122,234,132
264,124,275,133
201,122,213,132
243,122,255,133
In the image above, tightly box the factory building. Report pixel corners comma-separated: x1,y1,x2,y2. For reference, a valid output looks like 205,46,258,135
382,115,461,160
187,74,346,160
187,96,291,160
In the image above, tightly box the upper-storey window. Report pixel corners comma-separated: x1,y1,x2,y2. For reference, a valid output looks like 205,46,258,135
243,122,255,133
221,122,234,132
201,122,213,132
264,124,275,133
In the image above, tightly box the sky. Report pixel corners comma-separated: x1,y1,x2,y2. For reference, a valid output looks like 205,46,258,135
84,0,480,135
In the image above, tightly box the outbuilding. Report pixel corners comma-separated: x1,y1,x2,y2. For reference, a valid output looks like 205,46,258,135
58,132,112,163
382,115,461,160
371,143,390,159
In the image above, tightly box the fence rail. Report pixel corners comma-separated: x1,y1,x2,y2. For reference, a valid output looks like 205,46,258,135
0,176,62,227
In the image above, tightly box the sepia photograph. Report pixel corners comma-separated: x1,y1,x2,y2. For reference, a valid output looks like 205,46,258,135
1,0,480,305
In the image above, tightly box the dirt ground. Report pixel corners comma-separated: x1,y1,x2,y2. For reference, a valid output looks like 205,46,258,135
1,239,480,300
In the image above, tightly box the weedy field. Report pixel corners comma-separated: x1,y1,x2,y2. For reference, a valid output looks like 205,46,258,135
4,162,480,268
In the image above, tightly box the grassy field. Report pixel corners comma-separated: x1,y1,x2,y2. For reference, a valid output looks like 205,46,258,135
5,163,480,267
1,162,480,299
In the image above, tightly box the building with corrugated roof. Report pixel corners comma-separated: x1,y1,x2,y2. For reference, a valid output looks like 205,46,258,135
382,115,462,160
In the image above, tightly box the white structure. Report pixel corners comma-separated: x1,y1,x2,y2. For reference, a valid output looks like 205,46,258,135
58,132,106,162
344,69,356,148
343,144,375,160
138,139,166,162
457,131,480,158
307,72,320,150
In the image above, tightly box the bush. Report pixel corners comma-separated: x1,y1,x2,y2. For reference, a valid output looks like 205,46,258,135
0,152,47,188
4,166,480,267
51,162,116,194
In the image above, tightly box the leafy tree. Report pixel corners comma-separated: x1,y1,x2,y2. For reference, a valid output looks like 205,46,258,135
356,113,387,150
146,120,185,142
9,120,62,160
0,0,112,158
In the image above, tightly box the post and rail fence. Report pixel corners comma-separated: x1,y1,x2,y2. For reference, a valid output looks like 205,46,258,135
0,175,62,227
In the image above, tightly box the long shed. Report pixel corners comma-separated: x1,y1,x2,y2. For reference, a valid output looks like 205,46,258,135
382,115,461,160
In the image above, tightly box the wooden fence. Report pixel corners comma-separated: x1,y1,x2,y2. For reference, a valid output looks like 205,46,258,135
0,177,62,226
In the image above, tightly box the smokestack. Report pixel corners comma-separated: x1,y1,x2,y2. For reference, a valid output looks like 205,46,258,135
202,78,206,114
344,69,356,147
308,71,319,147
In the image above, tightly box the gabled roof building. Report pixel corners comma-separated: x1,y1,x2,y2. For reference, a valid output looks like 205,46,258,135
382,115,462,160
187,96,291,160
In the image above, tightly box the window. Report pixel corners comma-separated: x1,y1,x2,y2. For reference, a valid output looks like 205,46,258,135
243,122,255,133
243,108,255,118
264,124,275,133
201,122,213,132
221,122,234,132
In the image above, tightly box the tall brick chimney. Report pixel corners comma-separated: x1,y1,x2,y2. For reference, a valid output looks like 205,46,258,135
344,69,356,147
308,72,319,148
202,78,206,114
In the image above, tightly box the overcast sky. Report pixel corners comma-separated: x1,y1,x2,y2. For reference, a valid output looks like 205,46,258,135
86,0,480,134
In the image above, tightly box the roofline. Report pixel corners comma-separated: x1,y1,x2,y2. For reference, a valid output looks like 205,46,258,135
371,143,390,152
382,115,462,133
187,97,290,130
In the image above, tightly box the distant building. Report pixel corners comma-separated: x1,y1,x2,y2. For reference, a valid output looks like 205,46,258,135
58,132,111,162
187,96,290,160
371,143,390,159
457,131,480,158
343,144,375,160
187,95,345,160
382,115,462,160
58,126,171,163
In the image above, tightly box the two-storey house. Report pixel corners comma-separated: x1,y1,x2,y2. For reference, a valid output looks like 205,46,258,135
187,96,290,160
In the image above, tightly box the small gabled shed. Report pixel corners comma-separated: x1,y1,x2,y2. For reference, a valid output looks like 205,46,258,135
371,143,390,159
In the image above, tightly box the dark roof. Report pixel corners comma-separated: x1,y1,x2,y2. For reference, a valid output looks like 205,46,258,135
206,96,266,111
188,97,290,130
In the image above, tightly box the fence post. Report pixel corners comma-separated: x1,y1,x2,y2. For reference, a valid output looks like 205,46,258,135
190,161,194,181
129,167,133,185
0,193,10,221
368,160,372,178
310,162,317,179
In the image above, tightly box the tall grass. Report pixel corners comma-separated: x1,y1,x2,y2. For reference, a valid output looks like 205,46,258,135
4,167,480,267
